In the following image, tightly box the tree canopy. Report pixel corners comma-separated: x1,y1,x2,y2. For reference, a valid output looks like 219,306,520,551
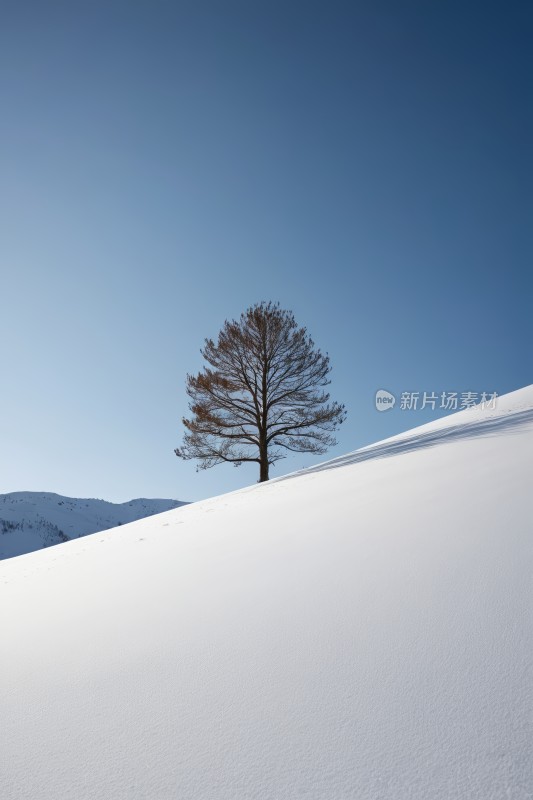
175,302,346,481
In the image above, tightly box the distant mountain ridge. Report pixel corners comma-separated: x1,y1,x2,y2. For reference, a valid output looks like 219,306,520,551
0,492,188,560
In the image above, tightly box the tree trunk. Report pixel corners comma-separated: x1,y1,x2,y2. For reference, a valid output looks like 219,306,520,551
259,457,269,481
259,437,269,482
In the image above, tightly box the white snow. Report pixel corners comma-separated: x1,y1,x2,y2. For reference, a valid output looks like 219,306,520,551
1,385,532,799
0,492,187,560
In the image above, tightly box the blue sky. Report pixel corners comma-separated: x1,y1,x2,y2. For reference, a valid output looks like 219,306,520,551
1,1,530,502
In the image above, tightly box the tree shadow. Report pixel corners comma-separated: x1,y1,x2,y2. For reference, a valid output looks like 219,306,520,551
275,408,533,481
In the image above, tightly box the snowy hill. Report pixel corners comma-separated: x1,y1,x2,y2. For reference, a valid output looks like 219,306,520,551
0,492,187,560
1,385,532,799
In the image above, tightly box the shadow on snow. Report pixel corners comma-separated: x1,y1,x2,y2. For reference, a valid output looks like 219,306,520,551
274,408,533,482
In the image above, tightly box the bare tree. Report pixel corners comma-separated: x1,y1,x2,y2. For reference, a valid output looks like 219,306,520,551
175,302,346,482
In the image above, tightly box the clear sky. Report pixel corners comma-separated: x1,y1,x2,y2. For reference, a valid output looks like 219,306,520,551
1,1,530,502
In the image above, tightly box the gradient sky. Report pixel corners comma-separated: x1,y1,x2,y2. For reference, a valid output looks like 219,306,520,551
1,1,530,502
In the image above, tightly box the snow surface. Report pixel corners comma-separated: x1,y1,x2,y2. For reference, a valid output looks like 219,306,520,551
0,492,187,560
1,386,532,799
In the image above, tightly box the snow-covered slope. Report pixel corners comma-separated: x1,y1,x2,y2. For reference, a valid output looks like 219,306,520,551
0,492,187,560
1,386,532,800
